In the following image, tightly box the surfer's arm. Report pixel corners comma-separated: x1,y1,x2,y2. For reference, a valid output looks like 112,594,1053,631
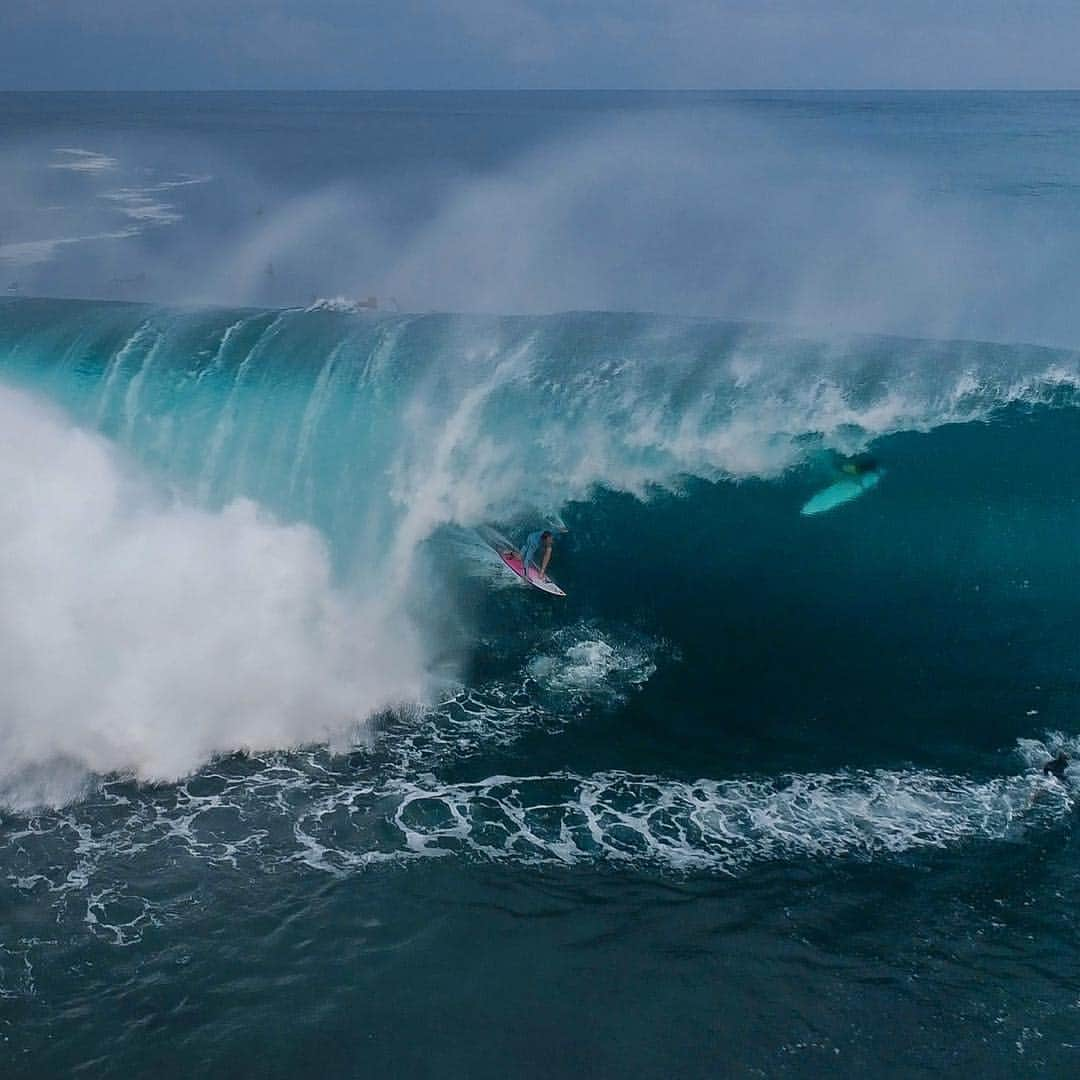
539,547,552,577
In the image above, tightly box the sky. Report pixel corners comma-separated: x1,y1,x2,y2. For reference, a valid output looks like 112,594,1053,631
2,1,1080,91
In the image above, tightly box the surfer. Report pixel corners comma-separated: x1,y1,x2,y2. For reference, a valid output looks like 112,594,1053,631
801,453,884,516
521,530,555,580
1043,752,1070,783
837,453,879,477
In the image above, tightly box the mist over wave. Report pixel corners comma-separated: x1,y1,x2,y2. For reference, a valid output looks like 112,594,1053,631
6,95,1080,346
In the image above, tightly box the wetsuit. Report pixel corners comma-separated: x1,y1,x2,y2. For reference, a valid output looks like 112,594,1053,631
521,531,545,576
1044,754,1069,782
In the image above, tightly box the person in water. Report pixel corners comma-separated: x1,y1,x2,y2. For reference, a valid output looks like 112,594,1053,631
838,453,879,477
1043,752,1070,782
521,529,555,579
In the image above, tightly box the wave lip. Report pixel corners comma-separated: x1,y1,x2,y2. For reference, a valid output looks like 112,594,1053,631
4,299,1080,548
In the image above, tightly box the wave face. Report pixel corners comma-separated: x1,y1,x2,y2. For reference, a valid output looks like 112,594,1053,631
2,294,1080,809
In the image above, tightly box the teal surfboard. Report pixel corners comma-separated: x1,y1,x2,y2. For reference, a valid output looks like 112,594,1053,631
800,470,882,516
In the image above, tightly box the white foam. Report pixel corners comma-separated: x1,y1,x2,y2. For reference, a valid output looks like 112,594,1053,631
306,296,381,314
100,190,183,226
0,152,209,270
2,733,1074,963
0,228,140,266
389,764,1065,872
380,732,1080,873
0,383,430,808
0,943,38,999
525,625,657,697
98,175,209,227
49,148,118,174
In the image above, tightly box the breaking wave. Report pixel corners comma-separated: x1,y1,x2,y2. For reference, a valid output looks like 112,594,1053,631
2,295,1080,866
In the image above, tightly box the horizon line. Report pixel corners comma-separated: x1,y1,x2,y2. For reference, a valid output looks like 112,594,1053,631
4,86,1080,95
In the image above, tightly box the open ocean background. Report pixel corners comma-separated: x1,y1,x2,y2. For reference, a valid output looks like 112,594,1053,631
3,91,1080,1076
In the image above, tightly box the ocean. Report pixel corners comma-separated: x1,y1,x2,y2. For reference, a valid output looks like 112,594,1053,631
2,91,1080,1077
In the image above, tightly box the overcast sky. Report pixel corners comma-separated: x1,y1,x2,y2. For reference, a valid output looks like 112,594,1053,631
2,1,1080,91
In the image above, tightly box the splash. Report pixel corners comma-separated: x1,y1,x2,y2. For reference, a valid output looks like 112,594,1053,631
0,384,429,806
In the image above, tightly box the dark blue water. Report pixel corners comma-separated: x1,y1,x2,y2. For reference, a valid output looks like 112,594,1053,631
3,93,1080,1077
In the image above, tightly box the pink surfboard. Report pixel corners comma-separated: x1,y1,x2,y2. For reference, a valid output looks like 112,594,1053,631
499,551,566,596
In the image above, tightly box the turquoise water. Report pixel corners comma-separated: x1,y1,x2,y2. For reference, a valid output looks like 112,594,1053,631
4,93,1080,1077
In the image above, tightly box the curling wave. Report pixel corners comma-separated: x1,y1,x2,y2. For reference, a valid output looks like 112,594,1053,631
3,296,1080,805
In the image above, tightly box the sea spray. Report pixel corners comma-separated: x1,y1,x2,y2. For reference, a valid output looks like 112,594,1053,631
0,384,428,806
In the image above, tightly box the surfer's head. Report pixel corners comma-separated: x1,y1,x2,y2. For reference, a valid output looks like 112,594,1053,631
1044,751,1070,780
847,455,878,475
541,531,553,546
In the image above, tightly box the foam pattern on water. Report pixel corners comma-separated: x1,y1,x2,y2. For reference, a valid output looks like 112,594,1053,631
388,763,1072,872
3,731,1075,945
0,626,659,966
1,710,1077,998
370,623,661,777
